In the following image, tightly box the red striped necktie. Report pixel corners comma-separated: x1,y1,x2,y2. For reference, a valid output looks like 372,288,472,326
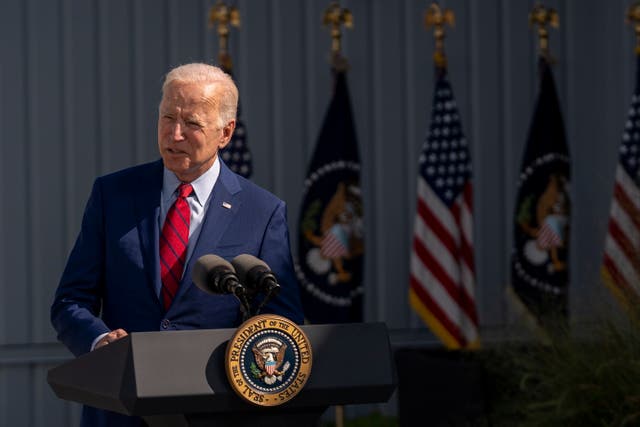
160,183,193,310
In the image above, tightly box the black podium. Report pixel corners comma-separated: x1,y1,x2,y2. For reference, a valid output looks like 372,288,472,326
47,322,396,427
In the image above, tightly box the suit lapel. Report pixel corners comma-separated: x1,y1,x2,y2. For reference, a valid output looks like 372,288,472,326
136,160,164,307
176,160,243,303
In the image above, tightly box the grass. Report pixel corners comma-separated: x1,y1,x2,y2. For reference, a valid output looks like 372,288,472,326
482,316,640,426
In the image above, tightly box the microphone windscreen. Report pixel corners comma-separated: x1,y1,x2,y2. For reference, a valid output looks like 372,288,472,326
231,254,270,283
192,254,234,294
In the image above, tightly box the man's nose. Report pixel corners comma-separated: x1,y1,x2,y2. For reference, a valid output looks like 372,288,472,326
171,121,185,140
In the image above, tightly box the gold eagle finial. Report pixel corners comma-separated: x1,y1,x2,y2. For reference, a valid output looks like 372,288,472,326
425,2,455,69
529,3,559,63
626,2,640,55
322,2,353,71
208,0,241,73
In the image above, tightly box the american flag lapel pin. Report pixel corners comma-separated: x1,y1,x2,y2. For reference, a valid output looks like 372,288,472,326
222,202,232,209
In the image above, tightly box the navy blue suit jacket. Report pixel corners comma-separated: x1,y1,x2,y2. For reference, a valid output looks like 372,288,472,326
51,159,304,427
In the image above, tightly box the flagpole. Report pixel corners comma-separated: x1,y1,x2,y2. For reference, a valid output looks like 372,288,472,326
508,4,570,336
321,3,352,426
410,2,481,349
208,1,253,178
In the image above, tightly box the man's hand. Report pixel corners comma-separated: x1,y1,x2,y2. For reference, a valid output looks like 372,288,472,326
94,329,128,350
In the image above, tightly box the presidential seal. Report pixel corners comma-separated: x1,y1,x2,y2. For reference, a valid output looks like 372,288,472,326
225,314,312,406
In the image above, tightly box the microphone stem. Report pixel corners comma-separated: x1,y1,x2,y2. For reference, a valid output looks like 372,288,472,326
238,293,252,321
254,288,275,315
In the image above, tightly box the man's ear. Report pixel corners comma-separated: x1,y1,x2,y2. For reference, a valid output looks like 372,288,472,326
223,120,236,139
219,119,236,149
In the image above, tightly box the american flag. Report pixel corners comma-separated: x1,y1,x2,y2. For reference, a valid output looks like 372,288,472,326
221,102,252,178
601,58,640,306
409,69,480,349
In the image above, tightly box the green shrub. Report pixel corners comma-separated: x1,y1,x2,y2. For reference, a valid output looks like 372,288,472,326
483,318,640,426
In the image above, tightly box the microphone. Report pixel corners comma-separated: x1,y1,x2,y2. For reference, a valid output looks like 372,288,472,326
192,254,246,297
231,254,281,297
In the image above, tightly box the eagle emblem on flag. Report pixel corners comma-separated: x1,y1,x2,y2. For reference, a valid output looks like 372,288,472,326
516,171,570,274
301,181,364,285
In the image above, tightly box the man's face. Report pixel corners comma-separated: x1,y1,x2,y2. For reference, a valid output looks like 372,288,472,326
158,81,235,182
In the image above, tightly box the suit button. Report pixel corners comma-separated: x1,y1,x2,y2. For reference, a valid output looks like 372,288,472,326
161,319,170,329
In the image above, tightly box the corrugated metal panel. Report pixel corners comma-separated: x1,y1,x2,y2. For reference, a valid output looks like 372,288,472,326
2,0,31,347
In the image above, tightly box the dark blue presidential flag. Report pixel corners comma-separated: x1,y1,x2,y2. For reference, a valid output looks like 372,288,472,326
296,71,364,324
221,102,252,178
510,58,571,332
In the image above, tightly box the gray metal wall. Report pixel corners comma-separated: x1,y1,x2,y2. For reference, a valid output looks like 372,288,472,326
0,0,634,424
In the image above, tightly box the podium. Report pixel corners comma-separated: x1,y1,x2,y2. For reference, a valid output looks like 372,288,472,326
47,322,396,427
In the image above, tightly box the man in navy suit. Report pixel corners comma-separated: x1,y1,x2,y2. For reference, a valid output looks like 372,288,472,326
51,63,304,426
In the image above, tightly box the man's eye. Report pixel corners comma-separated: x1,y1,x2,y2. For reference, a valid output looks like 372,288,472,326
187,121,203,128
